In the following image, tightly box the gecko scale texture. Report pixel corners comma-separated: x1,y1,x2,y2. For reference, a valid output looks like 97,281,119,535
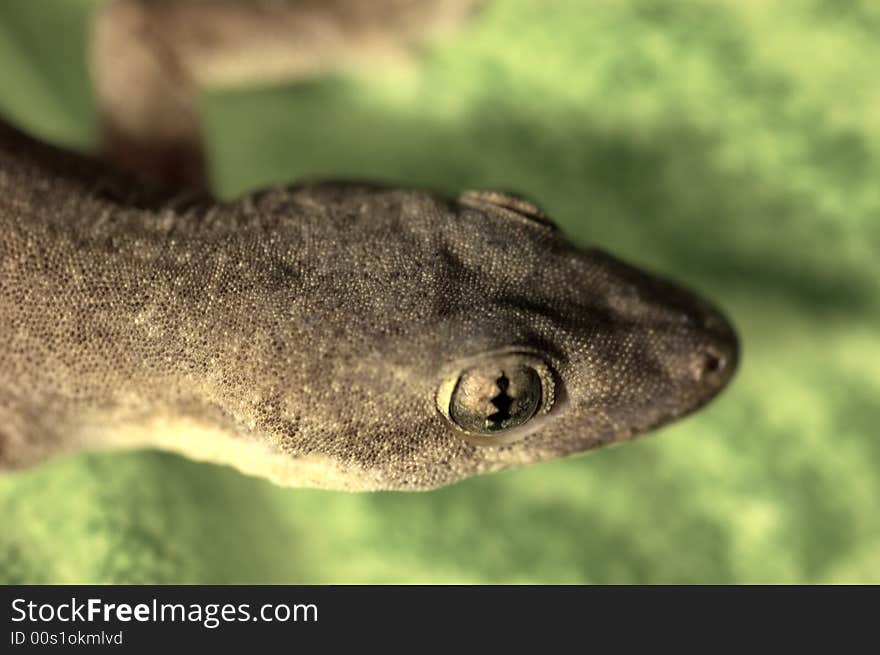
0,122,738,490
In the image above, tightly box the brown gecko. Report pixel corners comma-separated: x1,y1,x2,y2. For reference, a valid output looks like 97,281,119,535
0,120,738,490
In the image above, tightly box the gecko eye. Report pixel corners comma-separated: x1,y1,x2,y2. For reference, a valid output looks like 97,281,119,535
437,353,555,439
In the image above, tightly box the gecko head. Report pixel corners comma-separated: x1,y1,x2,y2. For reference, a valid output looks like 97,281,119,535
422,190,740,480
256,184,739,490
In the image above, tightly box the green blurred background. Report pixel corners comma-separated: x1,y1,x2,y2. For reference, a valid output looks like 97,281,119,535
1,0,878,583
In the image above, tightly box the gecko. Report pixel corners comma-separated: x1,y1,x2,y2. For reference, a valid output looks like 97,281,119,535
0,120,738,490
92,0,482,187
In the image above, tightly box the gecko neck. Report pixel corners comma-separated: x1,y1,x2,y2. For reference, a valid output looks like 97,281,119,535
0,122,304,479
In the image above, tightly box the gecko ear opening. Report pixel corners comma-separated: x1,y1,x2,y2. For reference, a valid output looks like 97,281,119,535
458,190,557,228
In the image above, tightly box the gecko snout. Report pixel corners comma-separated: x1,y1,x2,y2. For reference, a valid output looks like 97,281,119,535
690,307,739,394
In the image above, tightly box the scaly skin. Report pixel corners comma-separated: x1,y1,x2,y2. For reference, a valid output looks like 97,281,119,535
0,122,738,490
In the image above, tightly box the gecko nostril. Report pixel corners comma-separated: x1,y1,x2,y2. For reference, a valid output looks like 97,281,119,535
704,351,723,374
688,303,739,385
692,347,727,382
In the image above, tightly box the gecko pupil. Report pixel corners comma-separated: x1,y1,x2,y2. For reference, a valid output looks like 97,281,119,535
486,374,514,429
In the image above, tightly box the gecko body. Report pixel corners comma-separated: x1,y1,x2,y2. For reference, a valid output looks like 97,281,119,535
0,122,737,490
